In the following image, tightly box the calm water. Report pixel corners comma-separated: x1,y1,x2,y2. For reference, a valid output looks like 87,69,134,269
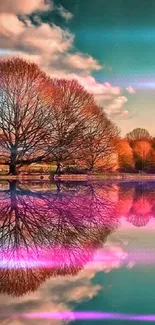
0,180,155,324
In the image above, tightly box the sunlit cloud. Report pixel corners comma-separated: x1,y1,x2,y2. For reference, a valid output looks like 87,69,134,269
0,0,52,15
0,0,129,118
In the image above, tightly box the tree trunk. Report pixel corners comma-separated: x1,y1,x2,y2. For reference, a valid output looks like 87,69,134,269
56,181,62,192
88,164,93,172
9,163,17,175
9,180,17,192
9,149,18,175
56,162,61,175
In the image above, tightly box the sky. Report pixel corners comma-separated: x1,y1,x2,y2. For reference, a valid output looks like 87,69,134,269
0,0,155,135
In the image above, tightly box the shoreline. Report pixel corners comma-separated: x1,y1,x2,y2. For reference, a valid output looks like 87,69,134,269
0,173,155,182
54,174,155,182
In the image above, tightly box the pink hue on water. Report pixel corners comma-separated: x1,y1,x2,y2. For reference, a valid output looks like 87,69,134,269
2,311,155,321
0,245,155,269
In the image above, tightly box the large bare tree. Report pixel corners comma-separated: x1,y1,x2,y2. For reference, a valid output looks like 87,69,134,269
44,79,119,173
44,78,96,174
0,57,51,174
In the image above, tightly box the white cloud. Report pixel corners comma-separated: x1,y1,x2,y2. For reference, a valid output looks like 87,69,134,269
65,76,128,117
104,96,129,117
20,23,74,54
56,5,73,21
0,21,74,55
0,14,24,37
62,53,102,72
0,1,128,119
0,0,52,15
126,86,136,94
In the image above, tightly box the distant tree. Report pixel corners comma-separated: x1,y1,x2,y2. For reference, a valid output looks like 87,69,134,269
125,129,152,171
117,139,135,172
115,183,155,226
151,137,155,149
127,184,153,226
146,149,155,171
126,128,151,143
132,140,152,171
0,57,50,175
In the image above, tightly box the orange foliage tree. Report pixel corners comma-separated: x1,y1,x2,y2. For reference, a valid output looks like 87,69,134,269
132,140,152,171
126,128,152,171
117,139,135,172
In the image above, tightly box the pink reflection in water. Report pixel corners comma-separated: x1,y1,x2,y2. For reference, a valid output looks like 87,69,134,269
2,311,155,321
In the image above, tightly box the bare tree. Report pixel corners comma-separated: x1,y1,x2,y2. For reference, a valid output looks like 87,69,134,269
44,78,96,174
0,57,51,175
78,108,119,171
126,128,151,142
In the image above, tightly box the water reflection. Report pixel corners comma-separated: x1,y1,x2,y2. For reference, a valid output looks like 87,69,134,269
0,180,154,297
116,182,155,226
0,181,119,297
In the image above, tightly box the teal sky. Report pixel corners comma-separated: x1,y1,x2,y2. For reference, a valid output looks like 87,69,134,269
57,0,155,79
1,0,155,135
54,0,155,135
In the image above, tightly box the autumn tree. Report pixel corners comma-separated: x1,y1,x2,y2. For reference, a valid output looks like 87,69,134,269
79,108,119,171
126,128,151,142
132,140,152,171
43,78,99,174
43,79,119,174
116,139,135,172
126,128,152,171
0,57,51,175
146,137,155,171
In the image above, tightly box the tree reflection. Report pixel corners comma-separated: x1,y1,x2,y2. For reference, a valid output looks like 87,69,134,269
116,182,155,226
0,181,119,297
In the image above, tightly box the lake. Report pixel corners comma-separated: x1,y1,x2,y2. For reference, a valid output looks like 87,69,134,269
0,180,155,324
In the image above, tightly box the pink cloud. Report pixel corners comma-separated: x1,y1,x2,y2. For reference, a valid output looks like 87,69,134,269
63,53,102,72
0,1,129,119
0,13,24,37
0,0,51,15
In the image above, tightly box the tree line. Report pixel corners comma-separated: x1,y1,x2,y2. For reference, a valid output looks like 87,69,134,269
0,57,154,175
117,128,155,173
0,57,119,175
